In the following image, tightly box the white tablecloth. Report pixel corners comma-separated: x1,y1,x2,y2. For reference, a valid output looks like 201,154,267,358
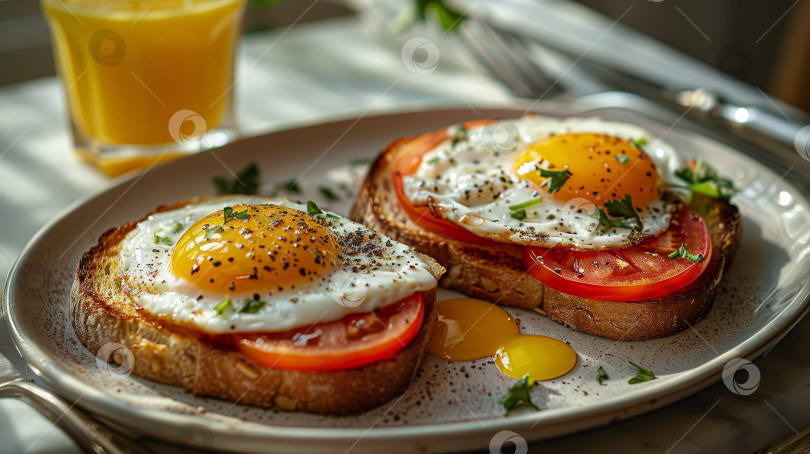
1,10,808,454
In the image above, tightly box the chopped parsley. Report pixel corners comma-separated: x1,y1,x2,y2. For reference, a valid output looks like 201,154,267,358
306,200,338,219
413,0,467,32
275,179,301,194
539,169,572,194
214,298,231,315
213,163,260,195
613,154,630,164
508,197,542,220
235,298,266,314
590,206,633,232
631,137,648,147
498,374,540,416
153,235,172,246
668,243,706,263
597,366,608,385
318,186,340,202
510,209,526,220
449,123,468,147
223,206,249,224
426,156,440,165
674,158,737,201
171,222,184,233
604,194,643,231
507,197,543,211
628,362,657,384
204,225,225,239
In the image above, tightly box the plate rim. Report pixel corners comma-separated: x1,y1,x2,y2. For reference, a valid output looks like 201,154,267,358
4,105,810,451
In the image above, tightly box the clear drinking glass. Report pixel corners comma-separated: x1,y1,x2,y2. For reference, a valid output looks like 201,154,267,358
41,0,245,176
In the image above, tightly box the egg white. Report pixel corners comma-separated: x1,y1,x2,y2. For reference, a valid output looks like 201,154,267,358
118,197,437,334
403,116,685,250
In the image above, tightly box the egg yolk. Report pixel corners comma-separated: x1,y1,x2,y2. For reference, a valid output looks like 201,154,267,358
428,298,519,361
513,133,661,207
494,334,577,380
171,204,340,294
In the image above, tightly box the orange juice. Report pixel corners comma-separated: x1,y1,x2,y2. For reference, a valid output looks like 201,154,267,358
42,0,244,157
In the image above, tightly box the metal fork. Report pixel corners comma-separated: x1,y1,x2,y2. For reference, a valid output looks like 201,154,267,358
458,17,562,99
0,352,149,454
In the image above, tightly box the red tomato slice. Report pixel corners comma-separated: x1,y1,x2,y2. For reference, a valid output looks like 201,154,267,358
523,207,711,302
233,293,424,371
391,120,497,245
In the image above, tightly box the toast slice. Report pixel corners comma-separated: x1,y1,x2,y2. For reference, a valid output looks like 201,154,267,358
71,197,444,415
351,136,743,341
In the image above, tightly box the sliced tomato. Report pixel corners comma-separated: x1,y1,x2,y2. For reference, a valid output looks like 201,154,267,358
391,120,496,245
523,207,711,302
232,293,424,371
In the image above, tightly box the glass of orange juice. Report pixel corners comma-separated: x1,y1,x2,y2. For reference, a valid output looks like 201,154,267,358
41,0,245,176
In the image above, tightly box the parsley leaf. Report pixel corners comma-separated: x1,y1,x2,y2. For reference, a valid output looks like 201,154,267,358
667,243,706,263
414,0,467,32
628,362,657,384
275,179,301,194
674,158,737,201
171,222,184,233
449,123,468,147
318,186,339,202
204,225,224,239
306,200,338,219
613,154,630,164
223,206,249,224
604,194,643,231
539,169,572,194
426,156,440,165
213,163,260,195
235,299,266,314
510,209,526,220
507,197,543,211
153,234,172,246
632,137,648,147
590,206,633,232
498,374,540,416
508,197,543,220
597,366,608,385
214,298,232,315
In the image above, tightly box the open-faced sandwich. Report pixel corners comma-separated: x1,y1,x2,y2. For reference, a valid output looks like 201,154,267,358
352,115,742,340
72,197,443,414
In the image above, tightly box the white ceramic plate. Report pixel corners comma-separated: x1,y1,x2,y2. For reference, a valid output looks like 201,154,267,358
4,105,810,453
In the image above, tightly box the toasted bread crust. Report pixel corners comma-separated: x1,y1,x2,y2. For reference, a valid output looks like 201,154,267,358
71,198,443,415
351,135,743,341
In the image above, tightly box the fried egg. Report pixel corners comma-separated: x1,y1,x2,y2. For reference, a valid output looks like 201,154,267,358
118,197,437,334
403,116,684,250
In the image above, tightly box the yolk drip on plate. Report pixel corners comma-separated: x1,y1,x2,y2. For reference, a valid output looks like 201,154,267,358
494,334,578,380
428,298,519,361
429,298,577,381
